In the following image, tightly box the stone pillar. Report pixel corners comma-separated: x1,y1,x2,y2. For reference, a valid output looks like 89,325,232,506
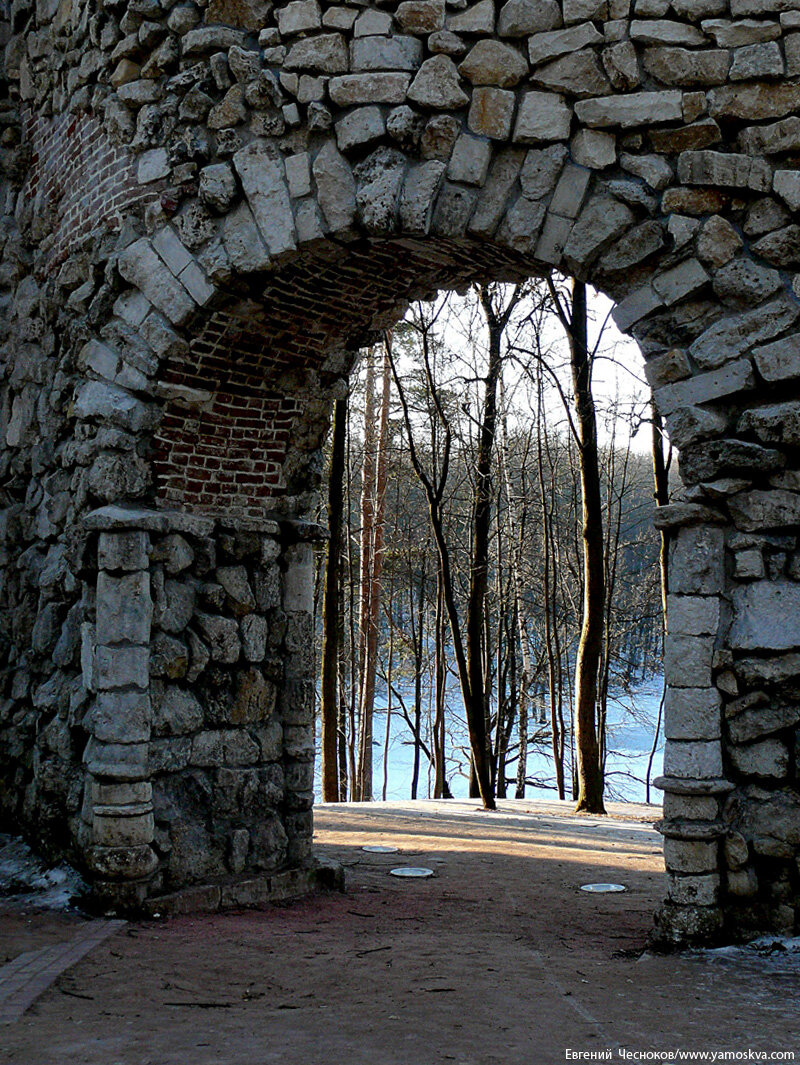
75,505,329,911
654,507,730,943
84,528,159,908
280,532,318,868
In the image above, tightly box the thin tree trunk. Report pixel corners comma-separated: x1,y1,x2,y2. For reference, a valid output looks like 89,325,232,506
387,325,497,811
462,288,506,806
320,395,347,801
536,374,564,800
382,567,395,802
555,278,606,815
433,566,447,799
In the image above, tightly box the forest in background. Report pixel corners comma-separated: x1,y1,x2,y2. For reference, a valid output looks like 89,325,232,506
313,279,672,812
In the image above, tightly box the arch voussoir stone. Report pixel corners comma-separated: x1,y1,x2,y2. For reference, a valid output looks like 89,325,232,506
3,0,800,939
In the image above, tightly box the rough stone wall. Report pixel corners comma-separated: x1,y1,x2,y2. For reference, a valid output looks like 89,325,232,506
3,0,800,936
73,506,315,906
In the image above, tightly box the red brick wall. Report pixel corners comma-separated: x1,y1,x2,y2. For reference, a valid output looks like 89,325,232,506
22,111,157,271
152,310,305,517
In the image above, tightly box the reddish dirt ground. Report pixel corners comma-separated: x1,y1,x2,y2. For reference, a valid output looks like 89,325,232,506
1,799,799,1064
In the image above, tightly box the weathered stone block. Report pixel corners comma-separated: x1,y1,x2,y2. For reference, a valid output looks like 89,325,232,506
98,531,150,573
284,33,349,74
95,645,150,692
570,129,615,169
730,40,784,81
408,55,470,108
195,613,241,663
459,39,528,86
730,580,800,650
643,46,730,87
528,22,602,65
351,35,423,72
575,90,682,128
498,0,562,35
677,150,771,192
118,239,196,326
97,571,152,646
447,134,492,184
397,0,447,32
670,525,725,595
152,686,204,736
654,359,755,416
312,141,356,231
329,73,412,105
513,90,572,142
335,106,385,152
447,0,496,33
233,142,296,258
663,836,720,873
727,697,800,744
277,0,322,36
664,686,722,740
730,738,789,778
563,194,634,268
667,872,720,907
467,86,516,138
93,690,151,744
664,634,715,689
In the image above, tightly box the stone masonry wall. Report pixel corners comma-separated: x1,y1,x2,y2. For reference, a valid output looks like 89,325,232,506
4,0,800,935
77,506,317,907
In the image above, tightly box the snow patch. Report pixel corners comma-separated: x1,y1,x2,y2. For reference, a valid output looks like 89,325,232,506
0,834,86,911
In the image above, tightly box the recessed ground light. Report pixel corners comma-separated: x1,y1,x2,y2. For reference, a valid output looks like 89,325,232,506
580,883,627,893
390,867,434,878
361,845,399,853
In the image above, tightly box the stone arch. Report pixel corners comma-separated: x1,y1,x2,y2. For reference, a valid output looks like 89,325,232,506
4,0,800,940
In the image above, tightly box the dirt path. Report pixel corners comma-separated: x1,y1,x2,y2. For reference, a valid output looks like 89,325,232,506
1,799,798,1063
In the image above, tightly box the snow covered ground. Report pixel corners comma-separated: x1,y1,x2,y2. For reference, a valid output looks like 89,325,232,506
0,833,85,911
316,675,665,807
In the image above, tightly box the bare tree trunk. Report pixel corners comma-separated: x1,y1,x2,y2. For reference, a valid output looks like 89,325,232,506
410,554,427,800
433,567,447,798
552,278,606,815
498,387,533,800
382,566,395,802
355,347,390,802
320,395,347,801
387,324,497,811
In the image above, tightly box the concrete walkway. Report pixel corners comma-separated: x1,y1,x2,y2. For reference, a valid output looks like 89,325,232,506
1,799,798,1063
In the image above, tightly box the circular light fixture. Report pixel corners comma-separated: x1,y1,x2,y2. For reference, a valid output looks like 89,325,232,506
361,845,399,853
580,883,627,893
390,867,434,878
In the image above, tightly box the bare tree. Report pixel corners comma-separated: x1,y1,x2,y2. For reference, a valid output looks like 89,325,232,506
547,277,606,814
319,394,347,801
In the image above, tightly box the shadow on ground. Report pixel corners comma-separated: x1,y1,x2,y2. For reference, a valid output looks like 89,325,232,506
1,799,798,1063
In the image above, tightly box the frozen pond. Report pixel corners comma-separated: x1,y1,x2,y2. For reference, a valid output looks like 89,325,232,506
316,675,665,806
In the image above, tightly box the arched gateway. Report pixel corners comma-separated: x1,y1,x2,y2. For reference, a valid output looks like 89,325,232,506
3,0,800,943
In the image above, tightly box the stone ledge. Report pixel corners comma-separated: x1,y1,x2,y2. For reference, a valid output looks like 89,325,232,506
653,502,728,530
140,856,346,918
84,505,282,537
654,775,735,796
656,818,726,841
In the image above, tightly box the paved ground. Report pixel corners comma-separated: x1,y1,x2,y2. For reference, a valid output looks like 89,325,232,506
1,799,798,1064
